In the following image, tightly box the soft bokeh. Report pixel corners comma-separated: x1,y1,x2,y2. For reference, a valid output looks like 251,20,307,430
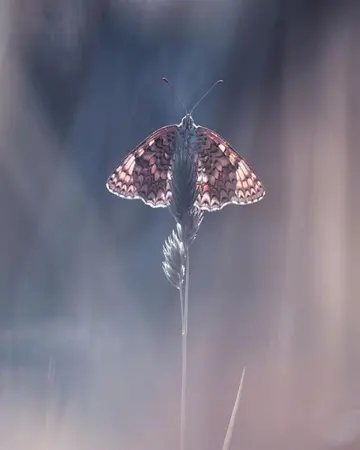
1,1,360,449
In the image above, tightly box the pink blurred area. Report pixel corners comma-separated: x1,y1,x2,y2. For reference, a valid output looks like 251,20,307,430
1,1,360,449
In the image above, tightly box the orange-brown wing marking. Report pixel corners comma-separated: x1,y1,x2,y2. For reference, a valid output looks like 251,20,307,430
106,126,178,208
195,127,265,211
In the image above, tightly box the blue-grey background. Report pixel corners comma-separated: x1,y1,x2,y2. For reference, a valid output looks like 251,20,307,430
1,0,360,449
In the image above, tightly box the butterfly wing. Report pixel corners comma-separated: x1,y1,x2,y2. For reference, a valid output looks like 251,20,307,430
106,125,178,208
195,127,265,211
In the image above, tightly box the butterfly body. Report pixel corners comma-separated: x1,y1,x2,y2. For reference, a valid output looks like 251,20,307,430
175,113,197,152
106,113,265,211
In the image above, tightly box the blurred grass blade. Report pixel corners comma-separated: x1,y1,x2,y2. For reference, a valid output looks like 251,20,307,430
222,367,246,450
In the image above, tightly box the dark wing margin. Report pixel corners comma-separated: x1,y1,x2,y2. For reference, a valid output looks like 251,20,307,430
106,125,178,208
195,126,265,211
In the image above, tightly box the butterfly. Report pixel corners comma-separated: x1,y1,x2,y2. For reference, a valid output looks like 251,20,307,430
106,80,265,212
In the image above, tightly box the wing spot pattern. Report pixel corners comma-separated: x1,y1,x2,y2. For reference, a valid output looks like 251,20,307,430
195,127,265,211
106,127,177,207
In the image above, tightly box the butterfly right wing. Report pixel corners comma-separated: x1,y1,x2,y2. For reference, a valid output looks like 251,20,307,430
106,125,178,208
195,126,265,211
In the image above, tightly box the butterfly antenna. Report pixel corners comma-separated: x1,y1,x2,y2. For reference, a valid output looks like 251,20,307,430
190,79,223,114
162,77,187,114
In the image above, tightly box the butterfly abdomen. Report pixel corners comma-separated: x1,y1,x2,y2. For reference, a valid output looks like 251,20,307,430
169,126,198,221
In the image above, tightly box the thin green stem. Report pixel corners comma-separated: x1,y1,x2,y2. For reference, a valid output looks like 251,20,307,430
180,244,190,450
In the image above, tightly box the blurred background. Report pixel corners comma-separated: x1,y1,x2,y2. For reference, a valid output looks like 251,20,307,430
1,0,360,449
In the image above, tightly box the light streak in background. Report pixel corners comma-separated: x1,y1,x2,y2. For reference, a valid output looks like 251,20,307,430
1,1,360,449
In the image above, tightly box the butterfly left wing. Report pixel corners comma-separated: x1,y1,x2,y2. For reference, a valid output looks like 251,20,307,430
195,127,265,211
106,125,178,208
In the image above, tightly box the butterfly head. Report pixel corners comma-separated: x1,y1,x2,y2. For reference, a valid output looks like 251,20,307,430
180,113,195,130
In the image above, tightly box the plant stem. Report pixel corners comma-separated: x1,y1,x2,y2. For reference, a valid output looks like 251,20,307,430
180,244,190,450
222,367,246,450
